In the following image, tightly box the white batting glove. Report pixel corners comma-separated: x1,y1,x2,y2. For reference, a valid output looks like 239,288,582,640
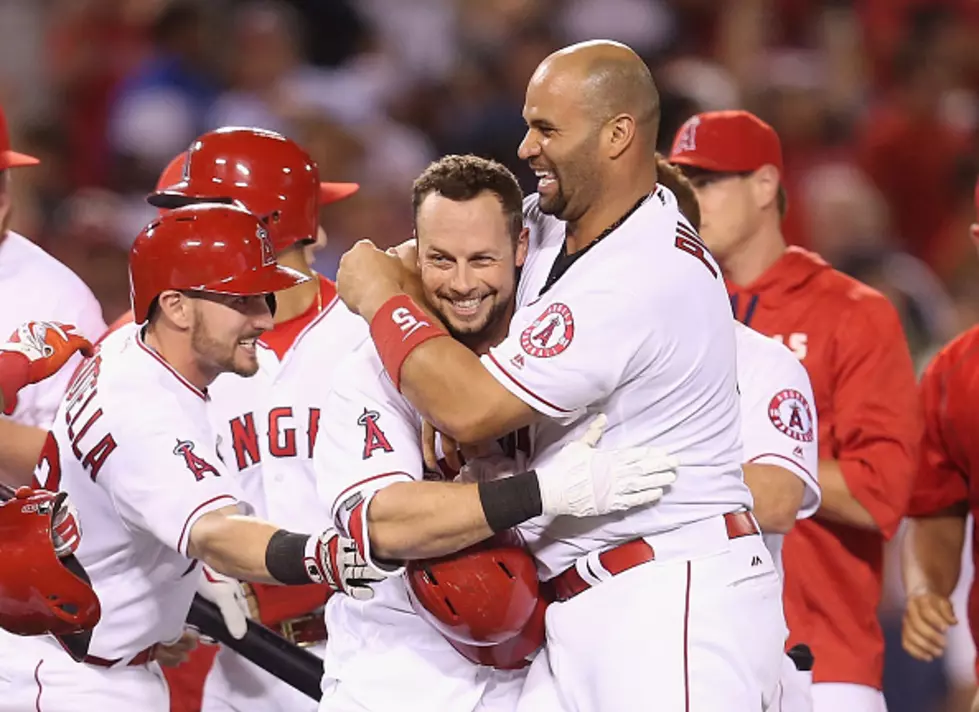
307,528,386,601
50,492,82,558
537,414,679,518
196,565,250,640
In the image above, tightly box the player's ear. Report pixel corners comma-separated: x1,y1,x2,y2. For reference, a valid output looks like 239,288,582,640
157,290,194,330
604,113,635,160
970,223,979,258
751,165,780,213
514,226,529,269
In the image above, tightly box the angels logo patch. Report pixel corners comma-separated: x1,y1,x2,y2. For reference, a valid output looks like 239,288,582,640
359,408,393,459
767,389,814,443
174,439,221,481
520,303,575,358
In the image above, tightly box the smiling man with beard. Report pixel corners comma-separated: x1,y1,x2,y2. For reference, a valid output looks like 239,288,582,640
314,153,678,712
335,41,785,712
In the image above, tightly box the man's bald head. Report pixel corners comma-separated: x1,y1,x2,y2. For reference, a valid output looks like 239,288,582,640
533,40,660,149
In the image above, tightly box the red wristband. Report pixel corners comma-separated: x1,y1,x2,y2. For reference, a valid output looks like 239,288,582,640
0,351,30,415
369,294,447,391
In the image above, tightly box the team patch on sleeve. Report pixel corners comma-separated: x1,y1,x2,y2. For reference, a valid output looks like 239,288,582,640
520,302,575,358
173,439,221,481
359,408,393,459
767,389,814,442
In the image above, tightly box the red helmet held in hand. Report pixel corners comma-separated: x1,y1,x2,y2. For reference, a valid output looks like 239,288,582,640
0,487,100,638
406,530,541,647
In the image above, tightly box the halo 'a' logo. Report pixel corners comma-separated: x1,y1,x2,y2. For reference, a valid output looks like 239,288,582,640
673,115,700,154
520,303,575,358
767,389,814,443
257,226,274,265
173,439,221,481
359,408,393,460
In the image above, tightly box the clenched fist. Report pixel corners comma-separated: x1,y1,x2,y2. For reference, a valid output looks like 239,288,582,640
336,240,409,320
0,321,94,415
902,590,958,661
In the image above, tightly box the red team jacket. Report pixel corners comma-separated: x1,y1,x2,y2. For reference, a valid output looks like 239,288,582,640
907,325,979,676
728,247,921,688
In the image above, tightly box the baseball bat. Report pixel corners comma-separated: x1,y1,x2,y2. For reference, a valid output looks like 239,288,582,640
187,594,324,701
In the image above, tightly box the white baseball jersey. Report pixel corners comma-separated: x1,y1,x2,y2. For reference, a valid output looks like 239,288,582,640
208,278,368,534
735,321,820,576
315,338,512,712
203,278,368,712
32,323,248,662
0,231,106,427
484,188,752,579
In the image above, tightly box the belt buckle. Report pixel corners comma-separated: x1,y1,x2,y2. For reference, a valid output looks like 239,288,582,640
279,617,298,645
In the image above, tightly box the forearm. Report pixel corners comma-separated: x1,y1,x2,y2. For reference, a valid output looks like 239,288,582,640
814,459,878,530
0,420,47,486
742,463,805,534
368,480,494,560
189,510,286,584
400,338,534,443
902,510,967,598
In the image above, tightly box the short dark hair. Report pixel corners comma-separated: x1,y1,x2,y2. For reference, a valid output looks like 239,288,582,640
412,155,524,242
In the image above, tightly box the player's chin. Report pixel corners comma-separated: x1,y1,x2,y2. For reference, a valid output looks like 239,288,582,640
230,348,260,377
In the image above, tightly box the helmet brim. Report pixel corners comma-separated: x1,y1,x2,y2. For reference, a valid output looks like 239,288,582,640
148,181,360,209
200,263,311,297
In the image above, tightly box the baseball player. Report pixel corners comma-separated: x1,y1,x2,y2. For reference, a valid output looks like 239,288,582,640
335,41,786,712
146,127,372,712
669,109,922,711
0,104,107,481
900,180,979,709
316,152,681,712
0,203,375,712
657,154,821,710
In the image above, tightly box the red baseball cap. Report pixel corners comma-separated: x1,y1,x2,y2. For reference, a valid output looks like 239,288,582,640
668,110,783,175
0,106,39,171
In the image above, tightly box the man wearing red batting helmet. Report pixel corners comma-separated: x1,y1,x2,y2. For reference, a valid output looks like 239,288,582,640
669,109,922,712
146,127,382,712
0,204,374,712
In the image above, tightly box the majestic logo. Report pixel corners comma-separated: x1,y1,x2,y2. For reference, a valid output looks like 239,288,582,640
257,226,274,266
520,303,575,358
359,408,394,459
767,389,814,443
673,115,701,154
173,439,221,481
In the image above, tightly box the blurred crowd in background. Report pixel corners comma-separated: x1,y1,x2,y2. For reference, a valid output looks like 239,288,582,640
1,0,978,710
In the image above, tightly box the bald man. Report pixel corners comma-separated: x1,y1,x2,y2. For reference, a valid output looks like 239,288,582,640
336,41,786,712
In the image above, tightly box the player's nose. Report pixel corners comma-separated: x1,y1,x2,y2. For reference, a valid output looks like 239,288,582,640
517,130,539,161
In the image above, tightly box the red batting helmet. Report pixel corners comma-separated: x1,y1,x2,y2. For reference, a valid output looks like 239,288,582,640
406,530,540,647
446,595,548,670
0,488,100,637
148,127,358,253
129,202,309,323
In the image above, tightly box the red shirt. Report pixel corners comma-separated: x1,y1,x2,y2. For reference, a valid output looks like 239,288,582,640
728,247,921,688
908,326,979,677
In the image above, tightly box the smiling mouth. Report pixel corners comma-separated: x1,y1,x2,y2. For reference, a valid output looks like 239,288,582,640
445,296,487,317
238,336,259,354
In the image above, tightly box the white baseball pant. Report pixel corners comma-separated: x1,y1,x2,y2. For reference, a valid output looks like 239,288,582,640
810,683,887,712
771,652,812,712
202,639,325,712
515,514,787,712
0,633,170,711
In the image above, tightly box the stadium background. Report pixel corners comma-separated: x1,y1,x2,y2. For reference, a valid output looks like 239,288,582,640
0,0,977,709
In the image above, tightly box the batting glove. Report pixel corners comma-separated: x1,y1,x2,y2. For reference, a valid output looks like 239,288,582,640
196,565,250,640
308,528,385,601
0,321,94,415
537,414,679,518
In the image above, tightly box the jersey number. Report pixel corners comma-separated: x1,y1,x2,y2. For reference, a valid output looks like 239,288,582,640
674,224,718,278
